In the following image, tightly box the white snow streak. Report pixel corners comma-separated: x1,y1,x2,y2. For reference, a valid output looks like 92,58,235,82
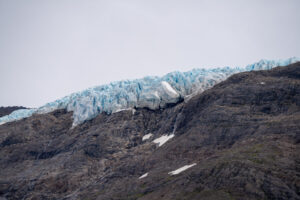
142,133,153,141
153,134,174,147
168,163,197,175
139,173,148,179
114,108,133,113
153,91,160,99
161,81,179,98
132,109,136,115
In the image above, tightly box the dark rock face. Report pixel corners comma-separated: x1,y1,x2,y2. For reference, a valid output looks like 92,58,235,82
0,63,299,200
0,106,26,117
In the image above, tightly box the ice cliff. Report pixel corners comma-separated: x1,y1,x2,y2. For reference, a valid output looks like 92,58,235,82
0,57,299,126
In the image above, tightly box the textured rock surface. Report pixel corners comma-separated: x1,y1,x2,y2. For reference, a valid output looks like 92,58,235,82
0,63,299,199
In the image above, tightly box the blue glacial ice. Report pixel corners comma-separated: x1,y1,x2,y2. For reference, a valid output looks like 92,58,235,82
0,57,299,126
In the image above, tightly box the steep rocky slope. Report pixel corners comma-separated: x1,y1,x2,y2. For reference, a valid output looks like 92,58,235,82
0,63,299,200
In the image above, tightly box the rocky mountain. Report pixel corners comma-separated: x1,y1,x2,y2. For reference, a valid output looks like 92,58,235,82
0,62,299,200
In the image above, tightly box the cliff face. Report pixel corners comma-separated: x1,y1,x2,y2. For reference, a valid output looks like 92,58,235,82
0,63,299,200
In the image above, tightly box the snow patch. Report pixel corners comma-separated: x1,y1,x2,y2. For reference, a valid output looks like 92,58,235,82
142,133,153,141
153,134,174,147
161,81,179,98
153,91,160,99
139,172,148,179
132,108,136,115
114,108,133,113
168,163,197,175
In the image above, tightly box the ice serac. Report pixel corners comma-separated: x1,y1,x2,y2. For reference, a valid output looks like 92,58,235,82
0,57,299,126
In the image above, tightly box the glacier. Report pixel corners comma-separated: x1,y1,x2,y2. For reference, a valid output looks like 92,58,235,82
0,57,299,127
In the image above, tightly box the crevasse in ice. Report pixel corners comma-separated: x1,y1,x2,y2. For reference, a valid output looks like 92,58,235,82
0,57,299,126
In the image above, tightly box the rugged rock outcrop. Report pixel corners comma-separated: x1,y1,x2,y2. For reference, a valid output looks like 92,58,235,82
0,63,299,200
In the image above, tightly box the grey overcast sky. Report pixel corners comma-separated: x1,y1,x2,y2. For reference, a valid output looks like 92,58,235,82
0,0,299,107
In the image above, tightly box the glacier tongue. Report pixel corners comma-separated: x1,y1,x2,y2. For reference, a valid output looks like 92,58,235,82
0,57,299,126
